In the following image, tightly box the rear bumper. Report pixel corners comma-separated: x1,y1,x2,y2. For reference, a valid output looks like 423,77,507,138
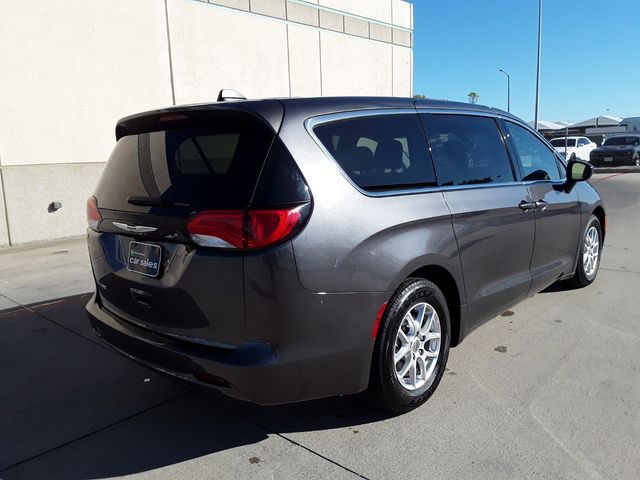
87,295,302,404
591,154,636,166
87,287,386,405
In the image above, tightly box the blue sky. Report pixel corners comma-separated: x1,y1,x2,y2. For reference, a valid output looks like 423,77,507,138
412,0,640,123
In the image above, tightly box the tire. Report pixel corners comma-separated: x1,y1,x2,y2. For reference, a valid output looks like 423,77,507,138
634,154,639,167
570,153,576,161
367,278,450,414
568,215,602,288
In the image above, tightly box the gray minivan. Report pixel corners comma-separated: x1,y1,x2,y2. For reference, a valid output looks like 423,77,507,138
86,96,605,413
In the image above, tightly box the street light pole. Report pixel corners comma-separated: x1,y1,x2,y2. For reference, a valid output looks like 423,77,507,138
499,69,510,113
534,0,542,130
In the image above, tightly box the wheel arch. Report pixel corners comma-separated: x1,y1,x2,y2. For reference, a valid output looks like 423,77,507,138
592,205,606,241
405,265,463,347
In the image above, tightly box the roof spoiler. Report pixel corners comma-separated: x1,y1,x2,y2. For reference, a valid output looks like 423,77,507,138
217,89,246,102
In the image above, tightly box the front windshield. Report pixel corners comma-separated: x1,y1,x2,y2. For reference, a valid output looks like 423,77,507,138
604,136,640,146
550,138,576,147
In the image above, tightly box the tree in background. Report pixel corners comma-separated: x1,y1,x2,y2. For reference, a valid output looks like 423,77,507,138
467,92,479,104
414,94,427,99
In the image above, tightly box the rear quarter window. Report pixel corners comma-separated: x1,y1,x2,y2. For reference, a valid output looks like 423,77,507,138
312,113,437,192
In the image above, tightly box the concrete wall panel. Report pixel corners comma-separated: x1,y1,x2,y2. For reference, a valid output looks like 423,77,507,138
286,1,319,26
319,0,391,24
2,164,105,245
211,0,250,11
0,0,172,167
168,0,290,103
392,0,412,29
392,45,411,97
287,25,322,97
320,31,392,96
250,0,286,19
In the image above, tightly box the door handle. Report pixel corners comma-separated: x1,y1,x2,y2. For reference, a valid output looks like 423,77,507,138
519,200,537,211
535,200,549,211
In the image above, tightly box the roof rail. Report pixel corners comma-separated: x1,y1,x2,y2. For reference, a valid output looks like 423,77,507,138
217,89,246,102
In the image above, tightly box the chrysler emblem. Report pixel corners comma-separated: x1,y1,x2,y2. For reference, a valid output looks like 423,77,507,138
112,222,158,233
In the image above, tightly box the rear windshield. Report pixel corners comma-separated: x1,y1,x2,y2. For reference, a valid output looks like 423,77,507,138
550,138,576,147
603,136,640,146
95,115,275,211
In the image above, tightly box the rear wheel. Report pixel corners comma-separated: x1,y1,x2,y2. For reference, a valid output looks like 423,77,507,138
568,215,602,288
368,278,450,414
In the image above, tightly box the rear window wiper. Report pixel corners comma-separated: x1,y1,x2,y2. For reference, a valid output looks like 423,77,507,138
127,196,191,208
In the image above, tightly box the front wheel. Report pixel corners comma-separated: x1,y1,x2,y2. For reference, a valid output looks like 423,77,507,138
633,154,639,167
367,278,450,414
568,215,602,288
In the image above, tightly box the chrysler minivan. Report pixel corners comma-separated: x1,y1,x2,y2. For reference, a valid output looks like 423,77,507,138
86,95,605,413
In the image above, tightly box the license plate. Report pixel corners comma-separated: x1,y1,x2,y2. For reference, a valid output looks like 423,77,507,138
127,241,162,277
604,157,613,162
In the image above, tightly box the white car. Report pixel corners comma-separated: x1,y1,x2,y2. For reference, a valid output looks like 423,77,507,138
550,136,597,161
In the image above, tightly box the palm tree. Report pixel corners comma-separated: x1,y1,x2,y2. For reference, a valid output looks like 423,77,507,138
467,92,480,104
413,94,427,99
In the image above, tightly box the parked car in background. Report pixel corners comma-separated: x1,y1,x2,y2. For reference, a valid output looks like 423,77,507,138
85,96,606,413
550,136,597,161
590,134,640,167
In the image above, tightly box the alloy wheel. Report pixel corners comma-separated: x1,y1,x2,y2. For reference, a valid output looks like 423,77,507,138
583,225,600,279
393,302,441,391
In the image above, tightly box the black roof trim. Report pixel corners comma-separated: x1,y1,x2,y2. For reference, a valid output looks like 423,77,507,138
114,96,524,140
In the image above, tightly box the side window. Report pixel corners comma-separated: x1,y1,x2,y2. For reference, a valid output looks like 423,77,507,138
577,138,588,146
504,121,561,181
313,114,437,191
420,114,515,186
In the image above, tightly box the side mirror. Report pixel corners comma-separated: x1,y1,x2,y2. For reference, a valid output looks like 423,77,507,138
567,159,593,182
557,160,592,193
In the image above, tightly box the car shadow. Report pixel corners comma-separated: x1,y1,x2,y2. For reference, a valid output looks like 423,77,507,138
539,280,579,293
0,293,390,479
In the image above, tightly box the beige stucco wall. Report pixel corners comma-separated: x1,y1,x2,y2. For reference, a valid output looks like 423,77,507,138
0,0,413,246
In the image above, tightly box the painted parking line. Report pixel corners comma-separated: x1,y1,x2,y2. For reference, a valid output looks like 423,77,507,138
592,173,624,182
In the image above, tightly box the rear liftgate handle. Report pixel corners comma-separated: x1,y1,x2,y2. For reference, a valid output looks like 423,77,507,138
130,288,153,308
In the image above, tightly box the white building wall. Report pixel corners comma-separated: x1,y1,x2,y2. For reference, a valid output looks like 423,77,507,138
0,0,413,246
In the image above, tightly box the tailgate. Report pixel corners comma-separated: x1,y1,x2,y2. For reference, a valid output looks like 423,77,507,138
88,107,281,346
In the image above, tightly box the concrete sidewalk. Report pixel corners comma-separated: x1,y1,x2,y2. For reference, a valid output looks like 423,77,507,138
0,237,93,308
0,173,639,479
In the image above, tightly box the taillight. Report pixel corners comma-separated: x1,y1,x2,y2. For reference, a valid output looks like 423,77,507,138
247,209,301,249
186,205,306,250
186,210,245,249
86,196,101,231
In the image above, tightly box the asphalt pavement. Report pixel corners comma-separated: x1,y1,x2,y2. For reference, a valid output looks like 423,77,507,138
0,172,638,479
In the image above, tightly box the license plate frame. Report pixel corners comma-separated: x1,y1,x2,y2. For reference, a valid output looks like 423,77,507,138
127,241,162,278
